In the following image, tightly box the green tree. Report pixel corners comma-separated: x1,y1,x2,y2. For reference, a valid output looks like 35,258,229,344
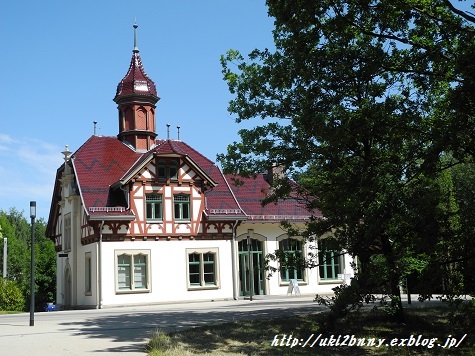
34,218,56,307
449,161,475,294
0,211,29,295
219,1,474,320
0,210,56,311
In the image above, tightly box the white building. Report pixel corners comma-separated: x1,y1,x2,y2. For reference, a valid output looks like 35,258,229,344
46,25,354,309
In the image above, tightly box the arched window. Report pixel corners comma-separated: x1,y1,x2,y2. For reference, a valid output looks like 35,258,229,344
279,238,304,282
318,239,343,280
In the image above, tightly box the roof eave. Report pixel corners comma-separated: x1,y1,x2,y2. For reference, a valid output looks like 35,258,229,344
88,215,136,221
206,215,248,221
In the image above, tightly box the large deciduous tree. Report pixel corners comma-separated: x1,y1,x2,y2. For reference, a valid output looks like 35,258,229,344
219,1,474,319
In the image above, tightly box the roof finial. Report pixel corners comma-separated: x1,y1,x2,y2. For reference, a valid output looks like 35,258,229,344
133,21,139,53
61,145,71,162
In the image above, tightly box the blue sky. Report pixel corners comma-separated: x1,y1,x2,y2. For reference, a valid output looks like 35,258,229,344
0,1,275,219
1,1,473,220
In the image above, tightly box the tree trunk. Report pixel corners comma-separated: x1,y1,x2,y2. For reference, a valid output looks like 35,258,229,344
381,235,405,322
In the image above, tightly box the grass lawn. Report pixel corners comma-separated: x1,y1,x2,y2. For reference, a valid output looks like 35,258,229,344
145,304,474,355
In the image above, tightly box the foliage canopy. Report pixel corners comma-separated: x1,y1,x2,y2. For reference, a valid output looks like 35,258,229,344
219,0,475,319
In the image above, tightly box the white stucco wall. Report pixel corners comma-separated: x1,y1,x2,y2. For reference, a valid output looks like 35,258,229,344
98,239,234,307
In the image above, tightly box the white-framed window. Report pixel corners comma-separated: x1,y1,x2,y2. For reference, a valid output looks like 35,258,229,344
85,252,92,295
174,194,190,221
64,214,71,251
318,240,343,281
279,238,305,282
186,248,219,290
115,250,151,293
146,193,163,221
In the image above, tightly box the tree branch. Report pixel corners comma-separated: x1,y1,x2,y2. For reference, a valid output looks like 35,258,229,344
443,0,475,24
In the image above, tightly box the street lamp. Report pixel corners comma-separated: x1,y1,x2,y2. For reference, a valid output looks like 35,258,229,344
29,201,36,327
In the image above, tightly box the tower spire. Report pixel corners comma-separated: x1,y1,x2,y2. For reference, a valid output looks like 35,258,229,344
114,22,160,152
133,22,139,53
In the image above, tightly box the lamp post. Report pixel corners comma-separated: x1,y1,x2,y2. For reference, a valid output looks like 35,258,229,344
2,224,6,278
3,237,7,278
29,201,36,327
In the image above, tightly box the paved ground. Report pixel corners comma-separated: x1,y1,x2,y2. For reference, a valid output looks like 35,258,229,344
0,294,456,355
0,294,322,355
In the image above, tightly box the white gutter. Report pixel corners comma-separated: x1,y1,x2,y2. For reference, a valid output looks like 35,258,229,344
70,157,89,219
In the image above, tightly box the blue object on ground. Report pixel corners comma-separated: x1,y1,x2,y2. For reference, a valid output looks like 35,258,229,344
45,303,57,312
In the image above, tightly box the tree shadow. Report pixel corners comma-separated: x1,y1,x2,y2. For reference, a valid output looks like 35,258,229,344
57,302,324,353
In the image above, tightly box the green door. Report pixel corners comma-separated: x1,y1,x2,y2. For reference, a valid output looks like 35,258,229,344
238,239,265,296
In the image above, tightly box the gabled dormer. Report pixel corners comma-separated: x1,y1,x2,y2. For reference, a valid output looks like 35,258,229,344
108,140,219,238
112,140,218,190
114,23,159,152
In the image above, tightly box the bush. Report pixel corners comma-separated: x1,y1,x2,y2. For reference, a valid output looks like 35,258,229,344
0,278,25,311
145,329,180,355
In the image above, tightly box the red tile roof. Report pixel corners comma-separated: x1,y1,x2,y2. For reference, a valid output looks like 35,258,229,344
154,140,189,156
72,136,140,217
225,174,319,222
52,135,315,223
70,136,245,220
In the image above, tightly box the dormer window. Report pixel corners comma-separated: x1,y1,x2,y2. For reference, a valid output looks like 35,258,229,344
157,160,166,179
156,160,179,181
169,161,178,180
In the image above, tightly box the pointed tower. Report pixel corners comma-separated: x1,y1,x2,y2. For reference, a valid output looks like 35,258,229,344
114,23,160,151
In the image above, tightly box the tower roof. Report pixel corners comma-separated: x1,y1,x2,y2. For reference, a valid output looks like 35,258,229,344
114,23,158,99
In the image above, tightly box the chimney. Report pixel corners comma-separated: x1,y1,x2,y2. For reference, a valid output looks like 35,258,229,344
265,163,285,185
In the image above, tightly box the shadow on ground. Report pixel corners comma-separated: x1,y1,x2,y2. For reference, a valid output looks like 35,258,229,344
57,302,326,353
